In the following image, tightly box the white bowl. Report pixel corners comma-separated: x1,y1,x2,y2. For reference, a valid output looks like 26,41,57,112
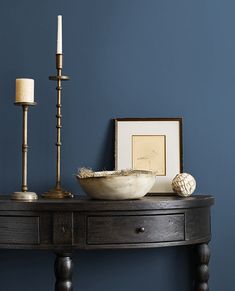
77,170,156,200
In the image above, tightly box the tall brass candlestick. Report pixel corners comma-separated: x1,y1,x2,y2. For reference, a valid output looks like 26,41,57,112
12,102,38,200
43,54,73,199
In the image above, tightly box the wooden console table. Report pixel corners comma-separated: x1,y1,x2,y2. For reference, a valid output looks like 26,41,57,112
0,195,214,291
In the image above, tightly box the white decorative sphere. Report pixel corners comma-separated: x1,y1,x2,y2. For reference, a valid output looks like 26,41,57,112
172,173,196,197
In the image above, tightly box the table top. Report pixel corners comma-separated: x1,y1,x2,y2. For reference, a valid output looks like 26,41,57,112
0,194,214,211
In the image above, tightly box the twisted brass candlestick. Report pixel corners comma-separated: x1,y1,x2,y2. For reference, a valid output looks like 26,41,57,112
43,54,73,199
12,102,38,200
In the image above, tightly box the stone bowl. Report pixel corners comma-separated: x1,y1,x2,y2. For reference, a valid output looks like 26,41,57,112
76,170,156,200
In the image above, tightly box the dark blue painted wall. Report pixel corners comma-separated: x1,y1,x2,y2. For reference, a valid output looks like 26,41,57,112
0,0,230,290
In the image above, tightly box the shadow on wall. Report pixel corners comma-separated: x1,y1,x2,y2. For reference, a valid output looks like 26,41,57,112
96,119,115,171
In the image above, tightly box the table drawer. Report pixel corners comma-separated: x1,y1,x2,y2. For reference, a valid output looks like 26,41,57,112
87,214,185,245
0,216,39,244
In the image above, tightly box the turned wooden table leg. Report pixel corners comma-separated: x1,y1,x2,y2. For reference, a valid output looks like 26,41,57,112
195,243,210,291
55,252,73,291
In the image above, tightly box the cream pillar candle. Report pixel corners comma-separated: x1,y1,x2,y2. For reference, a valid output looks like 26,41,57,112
57,15,62,54
15,78,34,103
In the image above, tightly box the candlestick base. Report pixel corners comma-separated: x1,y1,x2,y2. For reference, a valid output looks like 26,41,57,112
11,191,38,201
14,102,37,106
42,188,73,199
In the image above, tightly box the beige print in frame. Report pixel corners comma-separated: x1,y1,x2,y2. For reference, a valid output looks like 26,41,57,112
115,118,183,193
132,135,166,176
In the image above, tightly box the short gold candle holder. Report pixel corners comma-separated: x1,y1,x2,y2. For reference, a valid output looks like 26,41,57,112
42,54,73,199
12,102,38,201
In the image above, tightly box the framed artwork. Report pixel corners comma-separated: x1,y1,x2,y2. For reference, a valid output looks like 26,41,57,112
115,118,183,193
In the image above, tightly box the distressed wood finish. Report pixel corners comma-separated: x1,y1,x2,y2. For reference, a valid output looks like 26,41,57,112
87,214,185,245
55,252,73,291
0,215,39,244
0,195,214,250
196,243,210,291
53,212,73,245
0,195,214,291
0,195,213,211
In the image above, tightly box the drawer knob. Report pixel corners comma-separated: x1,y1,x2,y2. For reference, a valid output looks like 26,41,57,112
137,227,145,233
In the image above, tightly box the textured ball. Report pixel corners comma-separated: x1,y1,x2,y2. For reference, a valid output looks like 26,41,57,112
172,173,196,197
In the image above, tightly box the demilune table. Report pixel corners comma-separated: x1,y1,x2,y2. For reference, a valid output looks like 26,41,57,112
0,195,214,291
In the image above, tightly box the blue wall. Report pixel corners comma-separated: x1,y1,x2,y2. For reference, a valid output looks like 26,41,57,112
0,0,230,290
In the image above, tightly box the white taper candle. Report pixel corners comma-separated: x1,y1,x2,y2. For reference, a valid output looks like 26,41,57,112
57,15,62,54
